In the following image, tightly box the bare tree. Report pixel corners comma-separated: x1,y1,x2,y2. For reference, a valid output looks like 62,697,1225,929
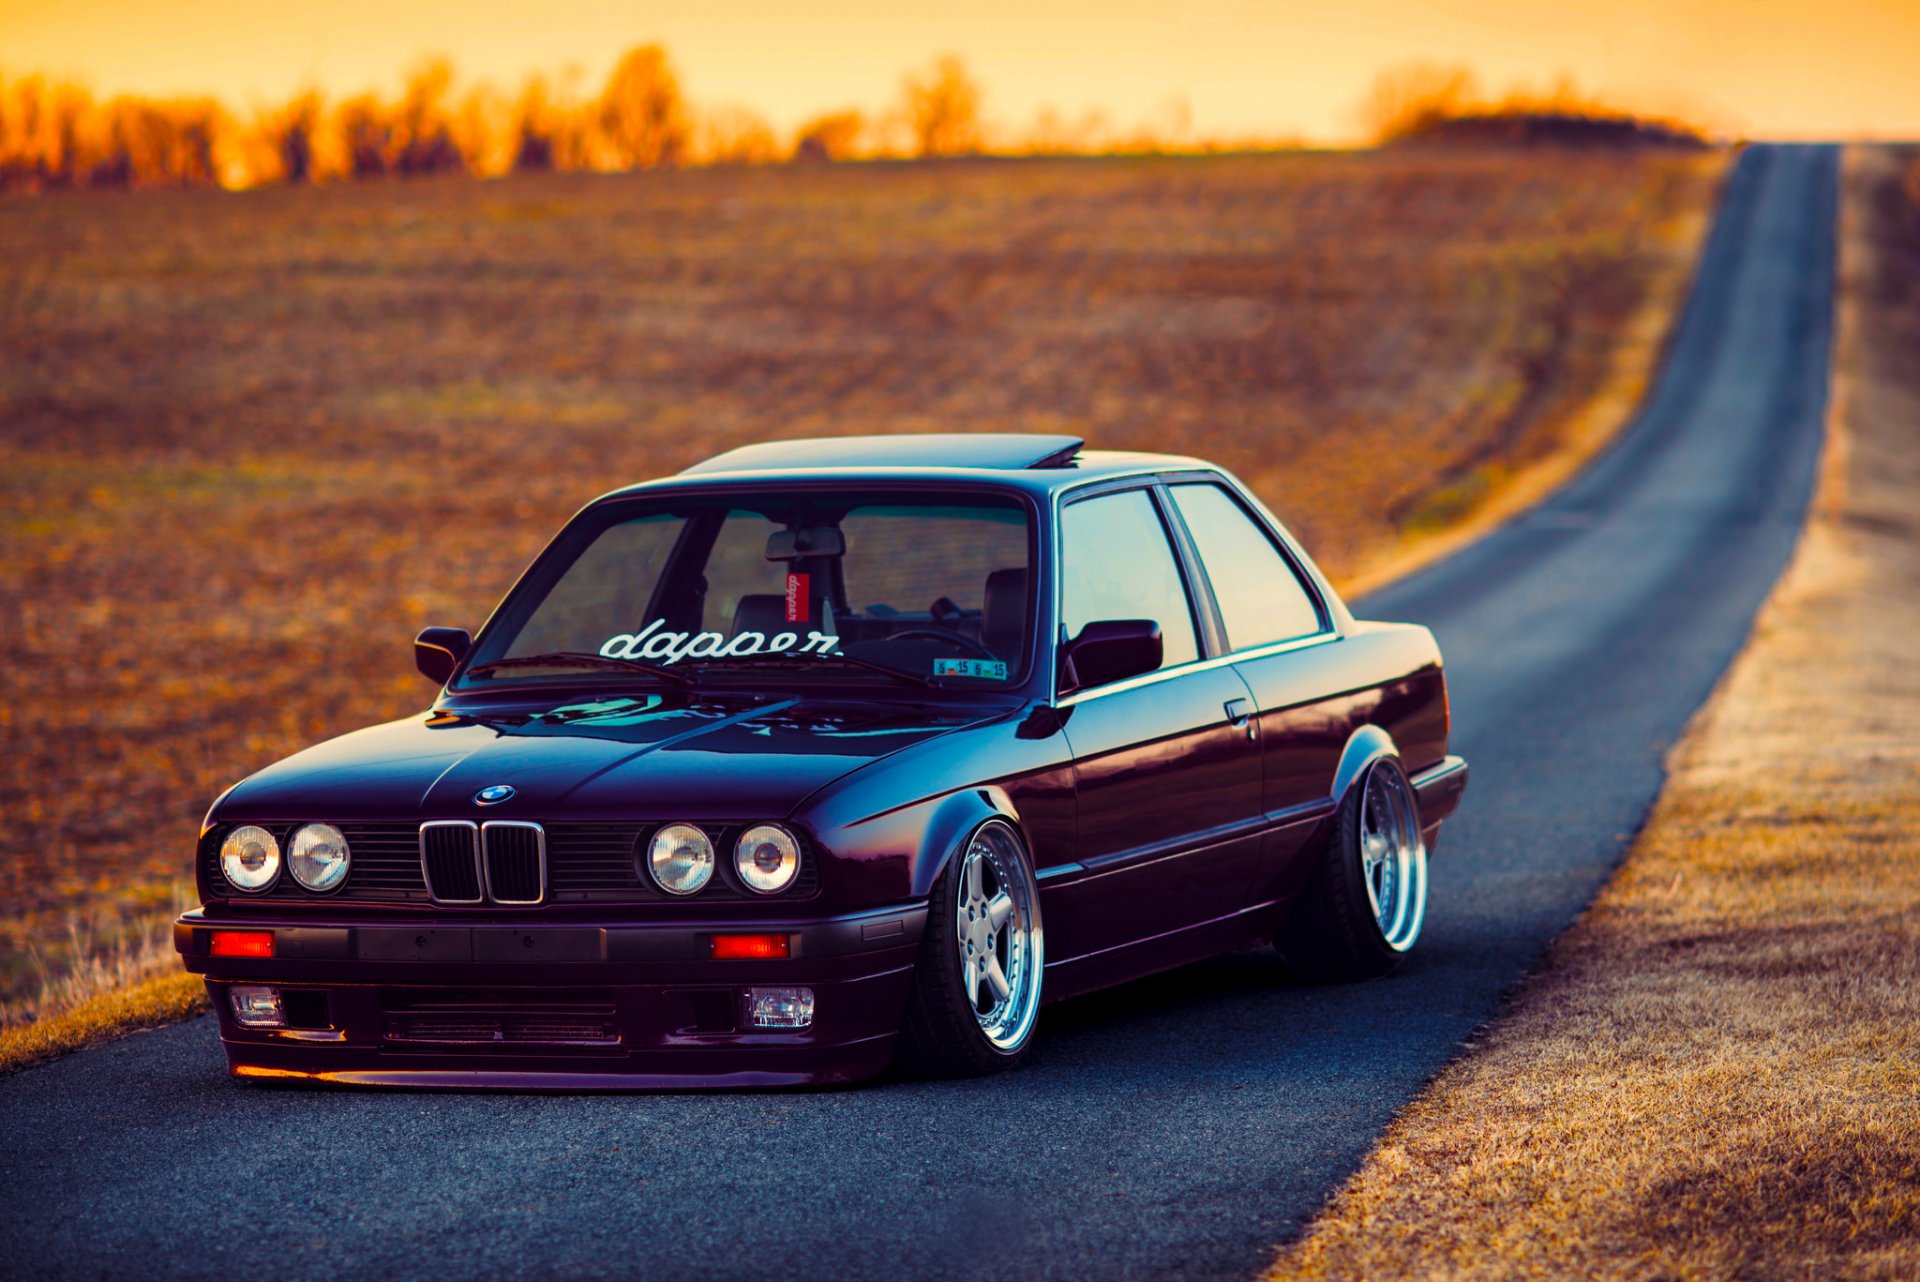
266,89,324,183
337,93,392,178
0,75,93,191
1353,62,1482,144
697,105,778,165
597,45,688,170
452,83,510,177
168,99,222,184
792,109,864,163
511,75,558,171
392,57,463,175
900,55,982,158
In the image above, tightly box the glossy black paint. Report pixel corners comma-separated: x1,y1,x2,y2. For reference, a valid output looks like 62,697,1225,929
413,627,471,685
1061,619,1163,690
178,442,1467,1088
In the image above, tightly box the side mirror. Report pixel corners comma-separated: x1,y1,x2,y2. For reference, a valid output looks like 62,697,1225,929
415,627,471,685
1063,620,1162,691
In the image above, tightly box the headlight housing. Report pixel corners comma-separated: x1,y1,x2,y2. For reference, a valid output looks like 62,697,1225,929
648,823,714,895
735,824,802,894
220,825,281,892
289,823,351,892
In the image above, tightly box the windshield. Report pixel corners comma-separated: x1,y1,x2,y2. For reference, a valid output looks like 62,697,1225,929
458,489,1035,689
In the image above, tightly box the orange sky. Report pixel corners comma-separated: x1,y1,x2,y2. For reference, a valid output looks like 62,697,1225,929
3,0,1917,142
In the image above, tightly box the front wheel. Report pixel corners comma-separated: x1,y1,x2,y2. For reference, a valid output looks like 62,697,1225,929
896,818,1044,1077
1277,756,1429,981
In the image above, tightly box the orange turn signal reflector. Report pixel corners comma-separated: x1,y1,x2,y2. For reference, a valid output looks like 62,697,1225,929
711,933,790,960
210,930,273,958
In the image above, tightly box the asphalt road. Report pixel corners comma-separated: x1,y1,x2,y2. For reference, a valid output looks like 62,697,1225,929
0,144,1837,1282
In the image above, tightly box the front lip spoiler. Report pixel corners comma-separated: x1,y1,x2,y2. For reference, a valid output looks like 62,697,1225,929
174,901,929,970
225,1037,900,1093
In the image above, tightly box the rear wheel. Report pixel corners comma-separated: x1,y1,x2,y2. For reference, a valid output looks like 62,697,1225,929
896,818,1044,1077
1277,756,1428,981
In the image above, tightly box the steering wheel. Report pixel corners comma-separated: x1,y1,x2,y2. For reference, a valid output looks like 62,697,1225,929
886,626,999,660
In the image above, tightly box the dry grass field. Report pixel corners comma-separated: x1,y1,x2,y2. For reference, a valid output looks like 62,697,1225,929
1267,145,1920,1282
0,148,1722,1019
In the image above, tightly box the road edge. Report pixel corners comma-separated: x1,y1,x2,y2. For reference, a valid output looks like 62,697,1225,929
1262,143,1920,1280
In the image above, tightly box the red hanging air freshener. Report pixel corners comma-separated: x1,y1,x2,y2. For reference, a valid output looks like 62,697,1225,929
785,572,809,623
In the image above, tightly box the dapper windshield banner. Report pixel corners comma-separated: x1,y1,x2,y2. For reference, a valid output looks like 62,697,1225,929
599,619,841,665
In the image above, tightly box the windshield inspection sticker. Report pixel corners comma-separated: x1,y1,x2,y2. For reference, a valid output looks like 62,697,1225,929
599,620,840,665
932,658,1008,680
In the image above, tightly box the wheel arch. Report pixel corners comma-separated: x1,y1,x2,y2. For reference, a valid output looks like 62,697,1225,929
1331,723,1403,808
909,786,1028,900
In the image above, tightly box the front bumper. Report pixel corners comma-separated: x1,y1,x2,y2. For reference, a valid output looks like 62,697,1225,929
174,903,928,1090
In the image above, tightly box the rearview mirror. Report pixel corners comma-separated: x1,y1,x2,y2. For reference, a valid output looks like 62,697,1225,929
1063,620,1162,692
765,526,846,561
415,627,471,685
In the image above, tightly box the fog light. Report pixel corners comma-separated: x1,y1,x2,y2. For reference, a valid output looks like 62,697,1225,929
745,986,813,1030
229,986,286,1028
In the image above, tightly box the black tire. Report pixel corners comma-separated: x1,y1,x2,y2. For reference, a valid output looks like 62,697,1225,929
895,819,1043,1079
1276,756,1429,982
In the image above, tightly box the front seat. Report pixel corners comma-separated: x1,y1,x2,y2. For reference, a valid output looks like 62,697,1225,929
981,568,1028,660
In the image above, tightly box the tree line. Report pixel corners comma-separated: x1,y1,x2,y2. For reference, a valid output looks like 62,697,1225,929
0,50,1703,196
0,49,1156,194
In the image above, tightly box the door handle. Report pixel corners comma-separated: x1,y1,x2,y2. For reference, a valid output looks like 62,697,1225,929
1224,698,1257,740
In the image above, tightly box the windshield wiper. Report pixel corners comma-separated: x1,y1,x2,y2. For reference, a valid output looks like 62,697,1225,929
462,650,693,687
689,652,939,690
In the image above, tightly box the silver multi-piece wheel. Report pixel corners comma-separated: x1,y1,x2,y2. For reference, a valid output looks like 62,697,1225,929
954,820,1043,1052
1357,758,1428,954
898,818,1044,1076
1278,755,1429,981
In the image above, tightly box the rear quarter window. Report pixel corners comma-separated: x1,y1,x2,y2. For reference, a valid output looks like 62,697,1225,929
1169,483,1324,650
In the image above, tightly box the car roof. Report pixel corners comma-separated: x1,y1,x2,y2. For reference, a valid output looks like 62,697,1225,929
595,434,1218,501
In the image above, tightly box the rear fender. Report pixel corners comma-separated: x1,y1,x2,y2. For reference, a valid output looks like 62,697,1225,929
1331,724,1400,808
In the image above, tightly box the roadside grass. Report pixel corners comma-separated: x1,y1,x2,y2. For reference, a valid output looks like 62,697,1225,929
0,898,207,1074
0,148,1722,1050
1267,144,1920,1282
0,973,206,1076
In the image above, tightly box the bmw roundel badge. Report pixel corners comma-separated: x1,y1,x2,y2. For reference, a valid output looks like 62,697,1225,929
474,784,516,806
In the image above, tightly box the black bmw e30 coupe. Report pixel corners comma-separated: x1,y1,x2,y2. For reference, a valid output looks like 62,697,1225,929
175,433,1468,1088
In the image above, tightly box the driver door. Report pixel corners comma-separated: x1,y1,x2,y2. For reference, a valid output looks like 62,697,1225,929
1046,486,1265,977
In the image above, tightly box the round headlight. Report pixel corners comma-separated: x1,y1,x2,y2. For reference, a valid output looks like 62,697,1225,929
289,823,351,892
735,824,801,894
648,823,714,895
220,825,281,892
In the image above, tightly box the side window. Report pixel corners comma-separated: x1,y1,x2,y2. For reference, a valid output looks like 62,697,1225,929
1169,484,1324,649
1060,489,1200,670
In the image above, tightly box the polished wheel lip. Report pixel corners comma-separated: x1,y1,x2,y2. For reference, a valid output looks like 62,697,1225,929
954,819,1043,1053
1358,759,1428,953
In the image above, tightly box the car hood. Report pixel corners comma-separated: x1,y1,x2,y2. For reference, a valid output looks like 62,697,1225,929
215,694,1003,824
